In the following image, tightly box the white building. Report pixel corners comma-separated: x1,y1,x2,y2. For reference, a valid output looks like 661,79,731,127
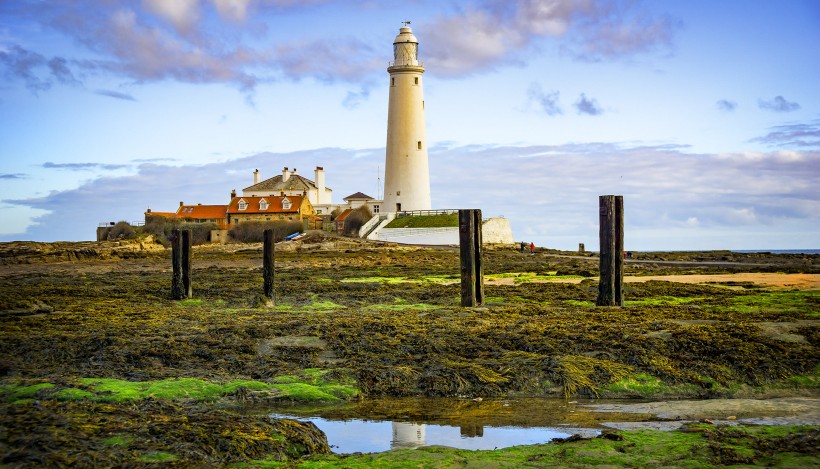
241,166,334,214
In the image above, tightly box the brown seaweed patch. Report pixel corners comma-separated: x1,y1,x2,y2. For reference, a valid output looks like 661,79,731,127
1,399,329,466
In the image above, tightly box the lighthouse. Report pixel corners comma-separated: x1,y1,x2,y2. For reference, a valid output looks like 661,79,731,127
383,23,431,213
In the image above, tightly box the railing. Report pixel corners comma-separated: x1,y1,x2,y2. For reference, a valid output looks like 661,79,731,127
98,221,144,227
388,61,424,67
358,214,382,238
395,209,458,218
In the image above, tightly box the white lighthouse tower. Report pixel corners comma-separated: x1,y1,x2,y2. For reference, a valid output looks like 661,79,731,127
383,22,431,213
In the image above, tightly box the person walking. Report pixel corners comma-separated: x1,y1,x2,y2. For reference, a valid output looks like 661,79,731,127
520,241,526,254
529,242,535,255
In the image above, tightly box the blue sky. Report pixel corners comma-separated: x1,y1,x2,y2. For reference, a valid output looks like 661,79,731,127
1,0,818,250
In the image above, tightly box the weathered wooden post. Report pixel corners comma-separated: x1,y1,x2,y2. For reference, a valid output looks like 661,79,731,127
614,196,624,306
181,229,192,298
170,229,184,299
596,196,624,306
263,229,275,302
459,209,484,307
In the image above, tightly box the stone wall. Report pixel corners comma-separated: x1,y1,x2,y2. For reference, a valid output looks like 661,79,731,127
481,218,515,245
375,217,514,246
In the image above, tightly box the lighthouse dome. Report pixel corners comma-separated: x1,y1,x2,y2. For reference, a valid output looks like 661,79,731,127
393,26,418,45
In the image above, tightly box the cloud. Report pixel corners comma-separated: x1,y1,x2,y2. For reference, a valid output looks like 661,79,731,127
6,144,819,251
43,162,129,171
132,157,178,163
274,38,381,83
3,0,372,96
751,120,820,149
574,93,603,115
0,173,27,180
571,3,680,61
0,45,80,93
95,89,137,101
6,0,678,95
758,95,800,112
143,0,200,34
527,83,562,116
342,86,371,109
213,0,251,21
420,0,679,77
716,99,737,112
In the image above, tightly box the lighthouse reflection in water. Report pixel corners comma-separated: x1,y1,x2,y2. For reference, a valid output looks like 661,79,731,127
269,416,576,454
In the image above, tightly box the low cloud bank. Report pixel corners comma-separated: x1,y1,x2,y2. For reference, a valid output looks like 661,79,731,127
3,143,817,250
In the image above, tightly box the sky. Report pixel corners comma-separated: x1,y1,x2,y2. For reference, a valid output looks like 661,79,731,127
1,0,818,250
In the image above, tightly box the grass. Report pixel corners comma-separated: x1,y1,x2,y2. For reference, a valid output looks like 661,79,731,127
385,214,459,228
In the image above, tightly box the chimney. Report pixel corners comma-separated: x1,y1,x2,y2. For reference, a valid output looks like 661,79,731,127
230,189,236,199
315,166,325,205
292,167,298,175
282,166,290,182
147,208,152,213
253,169,260,184
179,201,184,207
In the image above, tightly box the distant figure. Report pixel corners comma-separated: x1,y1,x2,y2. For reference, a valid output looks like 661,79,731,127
520,241,526,254
530,242,535,254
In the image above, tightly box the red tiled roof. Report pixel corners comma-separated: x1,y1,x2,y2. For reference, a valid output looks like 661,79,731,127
335,208,353,221
176,205,228,220
227,195,305,214
147,211,177,218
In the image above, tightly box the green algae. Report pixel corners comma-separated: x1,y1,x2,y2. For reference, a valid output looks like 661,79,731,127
2,373,360,404
138,451,179,462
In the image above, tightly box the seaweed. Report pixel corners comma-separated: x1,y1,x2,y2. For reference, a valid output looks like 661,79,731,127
0,242,818,463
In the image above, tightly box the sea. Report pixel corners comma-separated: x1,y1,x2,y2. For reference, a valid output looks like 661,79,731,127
732,249,820,255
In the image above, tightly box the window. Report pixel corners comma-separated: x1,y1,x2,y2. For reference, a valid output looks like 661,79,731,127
391,77,395,86
414,77,418,85
417,141,422,150
259,199,268,210
281,197,292,210
238,199,248,210
373,205,379,214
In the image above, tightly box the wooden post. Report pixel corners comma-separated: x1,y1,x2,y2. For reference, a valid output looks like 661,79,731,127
181,229,192,298
263,229,275,301
596,195,624,306
171,229,184,299
579,243,585,253
459,209,484,307
614,196,624,306
473,209,484,305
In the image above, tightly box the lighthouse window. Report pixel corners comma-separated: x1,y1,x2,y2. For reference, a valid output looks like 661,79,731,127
417,141,422,150
391,77,395,86
414,77,418,85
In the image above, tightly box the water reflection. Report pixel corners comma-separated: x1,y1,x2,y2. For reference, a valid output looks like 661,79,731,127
265,397,649,454
392,422,425,449
269,414,579,453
